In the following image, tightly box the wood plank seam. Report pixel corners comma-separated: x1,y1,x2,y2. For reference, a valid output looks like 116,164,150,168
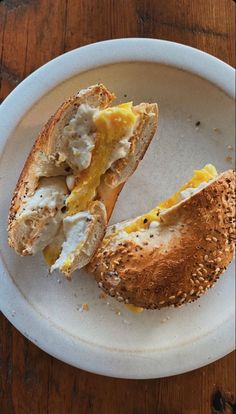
136,10,229,38
0,63,22,86
0,0,34,10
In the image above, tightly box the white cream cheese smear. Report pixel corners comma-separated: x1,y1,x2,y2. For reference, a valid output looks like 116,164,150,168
19,177,68,214
18,177,68,254
51,211,92,271
179,181,209,200
108,138,131,169
62,104,99,171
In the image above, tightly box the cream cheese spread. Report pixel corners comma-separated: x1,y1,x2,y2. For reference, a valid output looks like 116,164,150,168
62,104,99,171
51,211,92,271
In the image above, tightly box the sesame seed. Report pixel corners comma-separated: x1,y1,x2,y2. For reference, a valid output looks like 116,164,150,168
212,237,218,242
117,296,124,302
192,273,197,277
190,289,195,295
199,277,205,282
197,269,203,276
113,260,120,265
177,290,183,296
204,255,209,260
179,298,185,304
195,280,200,285
183,293,187,298
190,279,194,285
206,237,211,242
98,282,103,288
114,276,120,282
169,295,175,300
198,264,204,268
202,269,208,275
199,286,204,291
216,257,222,263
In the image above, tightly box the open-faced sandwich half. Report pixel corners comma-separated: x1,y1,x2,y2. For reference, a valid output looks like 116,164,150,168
8,84,158,277
89,165,235,309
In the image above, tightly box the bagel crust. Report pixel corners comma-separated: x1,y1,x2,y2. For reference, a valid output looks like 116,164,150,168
89,171,236,309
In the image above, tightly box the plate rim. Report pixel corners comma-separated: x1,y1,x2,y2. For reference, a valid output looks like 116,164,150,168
0,38,235,379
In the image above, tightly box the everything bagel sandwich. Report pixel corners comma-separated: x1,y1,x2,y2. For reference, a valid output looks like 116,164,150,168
89,165,235,309
8,84,158,277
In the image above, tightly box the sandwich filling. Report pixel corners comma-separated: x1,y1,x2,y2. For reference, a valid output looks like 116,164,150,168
16,177,69,254
66,102,137,215
123,164,217,234
50,211,93,272
17,101,138,271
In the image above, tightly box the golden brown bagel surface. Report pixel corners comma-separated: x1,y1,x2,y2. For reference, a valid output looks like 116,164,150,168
89,171,235,309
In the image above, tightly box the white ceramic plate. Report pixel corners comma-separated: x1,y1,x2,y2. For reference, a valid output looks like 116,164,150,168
0,39,235,379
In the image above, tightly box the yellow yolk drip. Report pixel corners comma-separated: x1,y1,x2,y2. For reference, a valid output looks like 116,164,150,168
66,102,137,215
124,164,218,233
44,244,61,267
125,304,144,313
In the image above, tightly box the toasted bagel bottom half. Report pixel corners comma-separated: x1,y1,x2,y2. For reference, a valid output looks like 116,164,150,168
89,169,235,309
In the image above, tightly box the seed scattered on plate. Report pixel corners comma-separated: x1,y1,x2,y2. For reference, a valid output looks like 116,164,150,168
213,127,221,134
78,303,89,312
99,292,107,300
225,155,233,162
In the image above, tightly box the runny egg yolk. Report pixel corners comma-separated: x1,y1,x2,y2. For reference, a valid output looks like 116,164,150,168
43,103,137,268
124,164,218,233
66,102,137,215
44,243,61,267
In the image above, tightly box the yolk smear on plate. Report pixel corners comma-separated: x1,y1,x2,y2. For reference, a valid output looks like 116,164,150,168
125,304,144,313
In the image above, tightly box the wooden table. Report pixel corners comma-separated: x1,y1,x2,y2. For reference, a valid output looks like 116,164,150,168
0,1,235,413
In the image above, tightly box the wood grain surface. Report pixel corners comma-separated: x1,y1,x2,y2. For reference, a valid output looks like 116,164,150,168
0,0,235,413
